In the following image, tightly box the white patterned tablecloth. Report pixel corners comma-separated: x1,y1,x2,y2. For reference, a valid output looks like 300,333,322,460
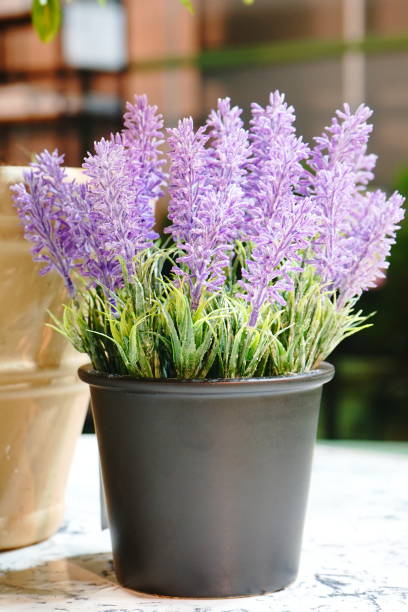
0,435,407,612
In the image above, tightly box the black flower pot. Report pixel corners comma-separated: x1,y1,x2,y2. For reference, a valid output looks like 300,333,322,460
79,363,334,598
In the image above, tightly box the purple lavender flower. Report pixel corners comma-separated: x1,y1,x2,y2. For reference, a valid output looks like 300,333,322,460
239,196,316,326
336,189,405,305
120,94,167,202
307,162,356,290
206,97,252,193
11,150,78,296
79,96,166,289
239,92,315,323
11,92,405,323
246,91,309,221
166,117,210,246
166,99,250,308
82,137,159,289
12,96,166,295
66,169,124,293
308,103,405,303
309,103,377,190
174,183,246,307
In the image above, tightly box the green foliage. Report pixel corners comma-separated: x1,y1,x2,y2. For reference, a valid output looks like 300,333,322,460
50,247,372,379
211,295,277,378
32,0,61,43
267,267,372,375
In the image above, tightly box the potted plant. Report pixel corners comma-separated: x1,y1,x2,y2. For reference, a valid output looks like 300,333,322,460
0,166,90,550
11,93,404,596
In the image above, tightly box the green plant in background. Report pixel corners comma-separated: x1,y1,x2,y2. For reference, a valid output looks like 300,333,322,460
32,0,255,42
32,0,62,42
394,166,408,199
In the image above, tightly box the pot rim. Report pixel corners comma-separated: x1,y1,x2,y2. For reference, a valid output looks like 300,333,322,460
78,362,334,396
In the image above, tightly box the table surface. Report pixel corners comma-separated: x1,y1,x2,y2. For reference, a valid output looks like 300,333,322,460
0,435,407,612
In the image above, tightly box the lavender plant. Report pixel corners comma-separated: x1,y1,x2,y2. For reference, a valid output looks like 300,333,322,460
11,92,405,379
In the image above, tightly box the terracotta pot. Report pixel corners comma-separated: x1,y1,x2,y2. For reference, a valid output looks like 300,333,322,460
0,166,89,549
80,363,334,598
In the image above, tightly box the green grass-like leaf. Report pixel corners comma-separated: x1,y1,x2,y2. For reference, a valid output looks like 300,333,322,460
49,247,373,379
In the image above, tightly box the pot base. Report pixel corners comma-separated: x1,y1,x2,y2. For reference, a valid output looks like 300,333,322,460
0,374,88,550
115,574,297,599
0,503,64,550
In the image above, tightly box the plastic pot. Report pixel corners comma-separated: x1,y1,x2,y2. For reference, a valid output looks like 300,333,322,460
79,363,334,598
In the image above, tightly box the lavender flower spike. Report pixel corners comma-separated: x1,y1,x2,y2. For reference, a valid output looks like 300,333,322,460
246,90,310,225
166,117,210,246
166,100,250,308
206,97,252,192
82,137,159,289
175,182,247,308
308,102,405,305
240,91,314,323
11,150,78,296
81,95,166,289
308,162,356,291
239,196,316,326
337,189,405,305
310,103,377,190
121,94,167,202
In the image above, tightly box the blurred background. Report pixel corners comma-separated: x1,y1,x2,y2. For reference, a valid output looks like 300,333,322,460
0,0,407,440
